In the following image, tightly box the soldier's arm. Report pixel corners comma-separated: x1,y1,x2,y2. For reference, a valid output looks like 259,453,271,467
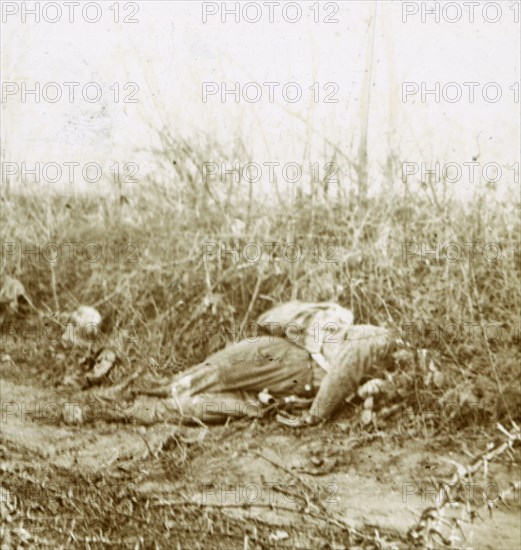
282,326,398,427
307,349,364,424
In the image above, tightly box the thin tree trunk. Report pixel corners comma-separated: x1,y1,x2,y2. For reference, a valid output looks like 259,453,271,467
357,2,378,201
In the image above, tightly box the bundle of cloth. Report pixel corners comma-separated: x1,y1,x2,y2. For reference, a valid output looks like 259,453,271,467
127,301,402,427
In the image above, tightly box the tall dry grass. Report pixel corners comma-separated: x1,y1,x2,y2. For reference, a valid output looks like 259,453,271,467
1,136,520,430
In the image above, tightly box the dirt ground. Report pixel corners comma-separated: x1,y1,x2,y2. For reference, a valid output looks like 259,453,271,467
1,360,520,549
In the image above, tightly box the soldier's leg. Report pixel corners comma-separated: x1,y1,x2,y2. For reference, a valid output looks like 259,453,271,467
169,390,264,424
81,395,182,425
76,391,262,425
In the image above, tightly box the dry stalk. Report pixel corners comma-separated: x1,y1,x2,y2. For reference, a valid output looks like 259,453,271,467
409,422,521,548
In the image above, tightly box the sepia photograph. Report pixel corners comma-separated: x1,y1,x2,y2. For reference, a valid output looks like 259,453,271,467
1,1,520,548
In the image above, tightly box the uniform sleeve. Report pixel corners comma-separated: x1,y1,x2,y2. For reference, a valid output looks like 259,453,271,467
307,325,398,423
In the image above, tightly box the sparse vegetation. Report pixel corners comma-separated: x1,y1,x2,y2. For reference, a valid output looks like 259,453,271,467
1,137,520,548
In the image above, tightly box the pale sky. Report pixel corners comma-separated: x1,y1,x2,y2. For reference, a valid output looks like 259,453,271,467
1,1,520,199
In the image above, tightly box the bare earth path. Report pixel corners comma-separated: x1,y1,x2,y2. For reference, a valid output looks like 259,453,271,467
1,377,520,549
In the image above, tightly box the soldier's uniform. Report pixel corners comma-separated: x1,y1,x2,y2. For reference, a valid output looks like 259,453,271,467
158,327,398,425
124,302,400,425
167,335,324,423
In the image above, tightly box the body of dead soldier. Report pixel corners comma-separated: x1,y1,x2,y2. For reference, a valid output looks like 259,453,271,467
126,323,400,426
92,302,400,426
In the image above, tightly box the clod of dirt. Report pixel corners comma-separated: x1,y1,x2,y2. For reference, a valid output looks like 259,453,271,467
0,275,29,320
86,348,119,382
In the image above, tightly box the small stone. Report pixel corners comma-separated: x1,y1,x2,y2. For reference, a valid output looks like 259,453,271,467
361,409,373,426
63,404,83,424
433,371,445,388
269,530,289,542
